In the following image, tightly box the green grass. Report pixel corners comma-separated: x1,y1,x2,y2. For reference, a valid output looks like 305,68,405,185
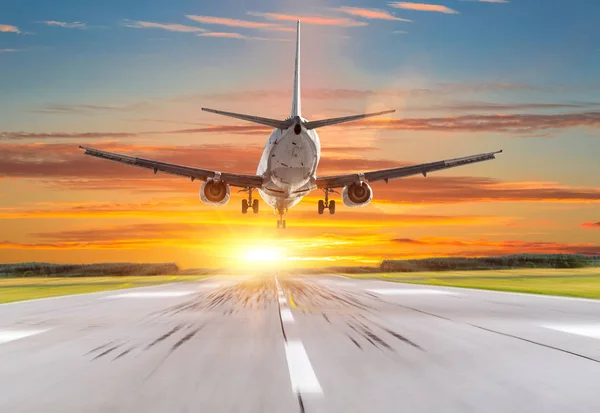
401,277,600,299
343,268,600,299
0,275,208,304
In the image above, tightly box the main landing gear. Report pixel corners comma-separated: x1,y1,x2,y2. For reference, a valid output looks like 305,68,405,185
276,207,287,229
318,189,336,215
241,188,259,214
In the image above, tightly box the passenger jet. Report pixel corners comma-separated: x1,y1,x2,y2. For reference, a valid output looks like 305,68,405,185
81,20,502,229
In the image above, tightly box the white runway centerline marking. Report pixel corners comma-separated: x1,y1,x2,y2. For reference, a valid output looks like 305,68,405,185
278,296,288,305
280,308,295,323
284,341,322,395
541,324,600,339
0,329,48,344
108,291,194,299
367,288,459,296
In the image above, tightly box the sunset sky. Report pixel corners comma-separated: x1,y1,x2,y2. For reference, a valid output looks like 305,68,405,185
1,0,599,268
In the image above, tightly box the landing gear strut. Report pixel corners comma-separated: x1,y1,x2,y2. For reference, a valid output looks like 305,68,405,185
276,207,287,229
241,188,259,214
318,189,336,215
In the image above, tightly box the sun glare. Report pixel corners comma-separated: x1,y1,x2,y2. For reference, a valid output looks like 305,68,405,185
242,246,285,263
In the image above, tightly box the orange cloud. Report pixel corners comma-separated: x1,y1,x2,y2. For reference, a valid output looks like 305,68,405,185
122,20,206,33
389,2,459,14
247,12,368,27
337,7,411,22
0,199,506,231
2,143,600,205
582,222,600,229
0,24,20,33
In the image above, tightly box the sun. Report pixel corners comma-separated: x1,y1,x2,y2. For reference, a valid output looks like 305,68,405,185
242,246,284,263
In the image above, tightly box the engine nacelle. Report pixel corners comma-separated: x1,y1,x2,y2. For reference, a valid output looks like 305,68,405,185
200,179,230,206
342,182,373,207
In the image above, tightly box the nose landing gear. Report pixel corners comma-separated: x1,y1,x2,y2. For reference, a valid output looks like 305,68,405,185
240,188,259,214
276,206,287,229
317,189,336,215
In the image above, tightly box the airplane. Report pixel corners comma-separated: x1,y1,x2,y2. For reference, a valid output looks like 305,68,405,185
80,20,502,229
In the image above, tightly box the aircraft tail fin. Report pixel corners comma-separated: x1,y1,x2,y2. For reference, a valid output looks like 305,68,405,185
201,108,291,129
304,109,396,130
290,20,301,118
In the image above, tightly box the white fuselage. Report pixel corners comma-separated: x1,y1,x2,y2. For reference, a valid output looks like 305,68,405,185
257,121,320,212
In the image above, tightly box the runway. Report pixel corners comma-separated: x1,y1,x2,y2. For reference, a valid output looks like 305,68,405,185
1,275,600,413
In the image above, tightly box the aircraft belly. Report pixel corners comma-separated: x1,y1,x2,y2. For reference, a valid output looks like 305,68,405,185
256,128,319,211
268,130,317,192
258,188,304,209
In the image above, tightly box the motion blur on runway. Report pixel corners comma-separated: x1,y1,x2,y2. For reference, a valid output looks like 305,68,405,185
1,275,600,413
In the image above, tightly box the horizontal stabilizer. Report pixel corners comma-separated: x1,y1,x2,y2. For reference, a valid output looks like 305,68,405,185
202,108,291,130
304,109,396,130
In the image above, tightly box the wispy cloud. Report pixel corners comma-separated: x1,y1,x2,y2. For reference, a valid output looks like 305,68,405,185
389,2,459,14
30,102,157,115
0,24,20,33
186,15,290,31
0,48,21,53
462,0,508,3
4,110,600,140
194,83,537,102
199,32,246,39
350,111,600,134
42,21,86,29
337,7,411,22
419,101,600,112
198,32,290,41
122,19,206,33
248,12,368,27
582,222,600,229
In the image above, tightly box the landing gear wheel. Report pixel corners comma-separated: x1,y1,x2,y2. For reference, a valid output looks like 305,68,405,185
252,199,259,214
282,220,286,229
329,200,336,215
242,199,248,214
277,219,286,229
318,200,325,215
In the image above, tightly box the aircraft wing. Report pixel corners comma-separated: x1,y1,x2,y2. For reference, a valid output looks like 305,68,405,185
80,146,264,188
315,150,502,189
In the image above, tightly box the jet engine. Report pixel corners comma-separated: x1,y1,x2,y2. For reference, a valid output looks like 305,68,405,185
342,182,373,207
200,179,230,206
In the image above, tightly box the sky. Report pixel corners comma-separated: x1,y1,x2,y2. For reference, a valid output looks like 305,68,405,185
1,0,599,269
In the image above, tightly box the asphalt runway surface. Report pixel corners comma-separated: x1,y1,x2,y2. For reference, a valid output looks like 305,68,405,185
1,275,600,413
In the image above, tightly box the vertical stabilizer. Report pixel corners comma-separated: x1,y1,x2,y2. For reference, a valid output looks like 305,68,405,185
290,20,301,118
